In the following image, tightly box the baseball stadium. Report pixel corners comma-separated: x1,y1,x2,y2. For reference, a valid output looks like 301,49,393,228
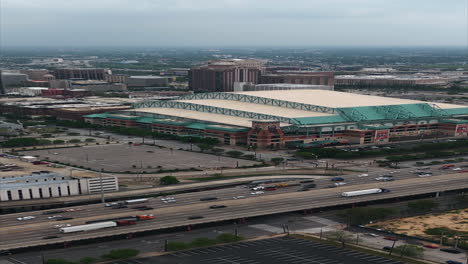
84,90,468,148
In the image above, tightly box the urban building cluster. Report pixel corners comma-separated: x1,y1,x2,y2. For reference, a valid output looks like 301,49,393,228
0,171,118,202
189,59,334,92
0,68,174,96
0,97,132,120
84,89,468,148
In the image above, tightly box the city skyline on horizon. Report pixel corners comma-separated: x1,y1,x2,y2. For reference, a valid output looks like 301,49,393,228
1,0,467,47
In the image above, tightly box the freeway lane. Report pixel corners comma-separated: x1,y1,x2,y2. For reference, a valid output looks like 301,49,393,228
1,161,464,227
0,173,467,250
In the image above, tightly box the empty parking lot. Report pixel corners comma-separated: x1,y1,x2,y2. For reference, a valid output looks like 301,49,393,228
112,236,401,264
23,144,259,172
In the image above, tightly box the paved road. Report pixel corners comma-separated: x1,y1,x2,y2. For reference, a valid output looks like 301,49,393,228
0,165,467,251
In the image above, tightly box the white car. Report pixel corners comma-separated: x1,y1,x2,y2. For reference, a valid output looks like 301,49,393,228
104,202,120,207
232,196,246,199
160,196,175,201
366,233,379,237
357,173,369,177
418,173,432,177
452,168,462,171
163,199,176,203
251,186,265,191
334,182,347,186
17,216,35,221
54,224,71,228
250,191,265,195
47,215,62,219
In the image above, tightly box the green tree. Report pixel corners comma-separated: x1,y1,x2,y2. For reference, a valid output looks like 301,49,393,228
68,139,81,143
327,230,354,248
393,245,424,258
271,157,284,165
337,207,398,225
160,176,179,185
79,257,97,264
216,233,244,243
1,137,41,147
85,138,96,142
198,143,213,152
226,150,243,158
407,200,438,213
46,259,76,264
211,148,224,154
167,241,190,251
191,237,217,247
101,249,139,259
53,139,65,144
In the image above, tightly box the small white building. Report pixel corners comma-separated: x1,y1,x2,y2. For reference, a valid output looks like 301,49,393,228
0,172,118,201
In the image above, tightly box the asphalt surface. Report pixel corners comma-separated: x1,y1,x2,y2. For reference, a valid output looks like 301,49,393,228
1,163,467,251
118,236,403,264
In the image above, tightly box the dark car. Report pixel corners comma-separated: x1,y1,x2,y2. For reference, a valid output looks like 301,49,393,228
209,205,226,209
188,216,204,220
200,197,218,201
440,248,462,254
297,188,311,192
112,205,128,209
382,246,392,251
139,207,153,211
331,177,344,182
299,180,315,183
43,236,59,239
56,217,73,221
327,185,337,188
303,183,316,188
383,237,398,241
446,261,463,264
0,250,12,256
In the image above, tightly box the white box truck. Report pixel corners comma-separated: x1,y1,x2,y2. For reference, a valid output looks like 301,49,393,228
60,221,117,233
341,188,390,197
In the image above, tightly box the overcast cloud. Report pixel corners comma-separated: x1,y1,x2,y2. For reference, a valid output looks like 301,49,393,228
1,0,467,47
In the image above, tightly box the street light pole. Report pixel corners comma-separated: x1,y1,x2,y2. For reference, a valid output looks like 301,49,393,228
100,169,105,204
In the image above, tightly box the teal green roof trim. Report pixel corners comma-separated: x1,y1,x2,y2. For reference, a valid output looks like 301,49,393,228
443,108,468,116
152,119,190,126
358,125,392,130
338,103,451,122
205,126,250,132
107,115,139,120
293,115,348,125
83,113,108,119
441,119,468,124
185,123,207,130
136,117,155,124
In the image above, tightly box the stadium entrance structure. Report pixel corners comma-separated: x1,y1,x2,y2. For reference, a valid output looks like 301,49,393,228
84,90,468,148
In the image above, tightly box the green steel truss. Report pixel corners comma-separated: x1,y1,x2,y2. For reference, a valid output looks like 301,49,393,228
134,92,337,114
373,105,414,120
132,100,294,124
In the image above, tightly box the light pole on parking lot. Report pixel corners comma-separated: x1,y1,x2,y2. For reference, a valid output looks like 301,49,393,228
100,169,105,203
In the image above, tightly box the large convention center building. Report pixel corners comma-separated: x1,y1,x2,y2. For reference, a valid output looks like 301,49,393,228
84,90,468,148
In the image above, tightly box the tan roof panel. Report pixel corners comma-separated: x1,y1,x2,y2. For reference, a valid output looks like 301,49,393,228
235,90,465,109
176,99,333,118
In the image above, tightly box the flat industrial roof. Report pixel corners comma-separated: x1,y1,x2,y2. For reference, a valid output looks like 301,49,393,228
235,90,463,109
176,99,333,118
135,108,289,128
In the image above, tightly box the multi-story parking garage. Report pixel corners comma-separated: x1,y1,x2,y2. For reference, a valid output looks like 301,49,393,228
84,89,468,148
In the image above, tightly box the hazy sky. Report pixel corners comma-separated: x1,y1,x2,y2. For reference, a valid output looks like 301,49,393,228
1,0,467,47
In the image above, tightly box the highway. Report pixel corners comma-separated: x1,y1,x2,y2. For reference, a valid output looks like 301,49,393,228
0,164,467,251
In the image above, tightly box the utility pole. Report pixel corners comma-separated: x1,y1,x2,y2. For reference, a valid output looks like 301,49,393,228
100,169,105,203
